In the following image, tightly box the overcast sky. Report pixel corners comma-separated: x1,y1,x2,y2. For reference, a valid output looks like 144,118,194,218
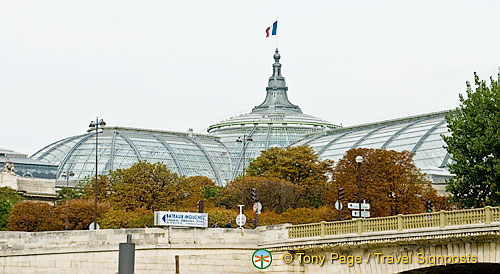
1,1,500,155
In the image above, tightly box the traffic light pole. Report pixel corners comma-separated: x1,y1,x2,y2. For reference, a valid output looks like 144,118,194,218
426,200,433,213
338,195,342,221
251,188,258,227
357,162,362,219
255,209,258,227
338,187,344,221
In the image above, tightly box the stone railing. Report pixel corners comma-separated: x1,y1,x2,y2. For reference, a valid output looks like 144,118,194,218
288,206,500,239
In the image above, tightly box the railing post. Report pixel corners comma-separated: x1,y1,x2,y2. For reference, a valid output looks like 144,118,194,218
320,221,326,237
439,210,446,228
397,214,403,231
485,206,492,224
357,218,363,234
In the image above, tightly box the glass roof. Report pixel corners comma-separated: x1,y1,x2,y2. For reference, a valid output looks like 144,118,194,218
31,127,232,186
294,111,452,176
211,124,326,180
30,49,453,187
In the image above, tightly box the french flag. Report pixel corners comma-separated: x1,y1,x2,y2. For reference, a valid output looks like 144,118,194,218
266,21,278,37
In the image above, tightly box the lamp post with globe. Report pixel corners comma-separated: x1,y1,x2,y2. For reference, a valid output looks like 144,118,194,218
61,170,74,230
89,117,106,230
355,155,364,218
236,135,253,208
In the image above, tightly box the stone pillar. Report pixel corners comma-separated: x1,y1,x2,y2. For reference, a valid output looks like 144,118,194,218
439,210,446,228
485,206,492,224
397,214,403,231
357,218,363,234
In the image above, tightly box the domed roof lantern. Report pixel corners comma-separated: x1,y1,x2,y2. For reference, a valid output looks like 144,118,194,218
274,49,281,62
252,48,302,113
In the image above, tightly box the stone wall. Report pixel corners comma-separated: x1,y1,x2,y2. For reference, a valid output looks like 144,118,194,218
0,227,260,274
0,223,499,273
260,223,500,274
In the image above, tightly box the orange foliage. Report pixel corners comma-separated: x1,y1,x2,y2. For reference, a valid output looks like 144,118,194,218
8,199,111,231
280,206,335,225
325,148,444,219
217,176,300,213
7,202,52,232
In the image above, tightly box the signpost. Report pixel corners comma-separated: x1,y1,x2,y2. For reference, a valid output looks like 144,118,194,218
236,204,246,228
352,210,370,218
154,211,208,228
335,201,342,210
89,222,100,230
252,202,263,214
347,202,370,210
236,214,247,227
335,201,343,221
347,201,370,219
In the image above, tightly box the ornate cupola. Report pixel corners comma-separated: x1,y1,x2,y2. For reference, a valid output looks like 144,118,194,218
208,49,338,180
252,49,302,113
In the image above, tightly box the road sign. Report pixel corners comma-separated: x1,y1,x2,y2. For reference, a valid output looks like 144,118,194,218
256,202,262,214
154,211,208,227
253,202,262,213
347,202,370,210
335,201,342,210
236,214,247,227
89,222,100,230
352,210,370,218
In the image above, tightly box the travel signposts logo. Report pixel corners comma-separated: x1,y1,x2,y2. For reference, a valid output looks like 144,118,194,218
252,249,272,269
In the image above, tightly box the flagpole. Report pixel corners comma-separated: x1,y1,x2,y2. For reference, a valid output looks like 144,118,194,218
275,17,279,49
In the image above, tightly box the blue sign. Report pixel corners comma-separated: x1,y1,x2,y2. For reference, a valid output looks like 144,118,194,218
154,211,208,228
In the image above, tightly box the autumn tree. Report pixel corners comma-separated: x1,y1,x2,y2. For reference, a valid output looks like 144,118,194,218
247,146,333,207
7,200,111,231
443,71,500,208
50,199,111,230
247,146,333,185
326,148,441,218
182,176,219,211
83,162,214,212
8,202,53,232
217,176,299,213
84,161,189,211
99,207,151,229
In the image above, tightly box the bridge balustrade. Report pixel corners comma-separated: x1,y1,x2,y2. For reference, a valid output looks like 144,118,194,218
288,206,500,239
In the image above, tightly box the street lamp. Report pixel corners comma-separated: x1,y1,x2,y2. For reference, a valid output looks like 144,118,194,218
355,155,363,219
89,117,106,230
236,135,253,207
61,170,75,230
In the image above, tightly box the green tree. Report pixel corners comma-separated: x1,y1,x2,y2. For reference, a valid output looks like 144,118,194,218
0,187,23,230
443,71,500,208
246,146,333,207
56,186,84,201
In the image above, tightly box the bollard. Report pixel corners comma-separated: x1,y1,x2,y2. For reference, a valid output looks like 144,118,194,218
118,234,135,274
175,255,180,274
